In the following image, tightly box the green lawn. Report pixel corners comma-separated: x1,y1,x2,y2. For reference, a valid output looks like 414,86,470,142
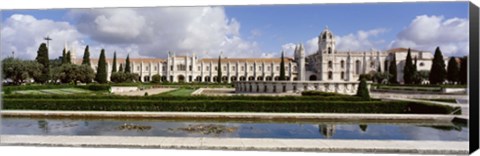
159,88,196,96
13,88,92,95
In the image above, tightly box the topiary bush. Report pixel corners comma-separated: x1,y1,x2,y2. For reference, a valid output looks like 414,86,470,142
356,78,370,99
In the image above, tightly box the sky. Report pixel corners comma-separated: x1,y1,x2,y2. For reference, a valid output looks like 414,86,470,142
0,2,470,60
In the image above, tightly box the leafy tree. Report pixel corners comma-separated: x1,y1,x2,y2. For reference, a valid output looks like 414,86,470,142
388,55,398,84
374,72,389,84
2,57,42,85
356,77,370,99
82,45,91,66
459,56,468,85
403,48,415,84
112,51,117,73
429,47,447,84
95,49,108,83
447,57,460,84
416,70,430,84
35,43,50,83
110,72,139,83
279,51,286,80
51,64,94,84
125,54,131,73
151,74,161,83
217,55,222,83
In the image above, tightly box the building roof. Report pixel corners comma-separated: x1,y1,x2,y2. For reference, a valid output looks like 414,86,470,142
74,58,166,64
387,47,425,53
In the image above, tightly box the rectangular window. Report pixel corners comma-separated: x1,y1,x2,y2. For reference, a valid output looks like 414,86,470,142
214,66,217,71
170,65,173,71
250,66,253,71
241,66,244,71
276,66,279,71
137,66,140,71
267,66,271,71
189,65,192,71
223,66,227,71
207,66,210,71
154,66,157,71
232,66,236,71
259,66,262,71
198,66,201,71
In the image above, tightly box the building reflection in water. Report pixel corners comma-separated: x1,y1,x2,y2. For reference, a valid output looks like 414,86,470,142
318,124,336,138
37,120,49,134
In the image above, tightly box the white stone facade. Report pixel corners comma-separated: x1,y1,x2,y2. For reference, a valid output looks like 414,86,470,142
72,27,445,84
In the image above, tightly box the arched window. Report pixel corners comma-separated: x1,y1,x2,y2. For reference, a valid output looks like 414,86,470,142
355,60,361,74
328,61,333,68
419,62,425,66
328,47,332,54
328,71,333,80
340,60,345,68
341,72,345,80
323,33,327,39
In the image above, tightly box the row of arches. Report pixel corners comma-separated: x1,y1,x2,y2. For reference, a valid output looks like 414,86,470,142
149,75,299,83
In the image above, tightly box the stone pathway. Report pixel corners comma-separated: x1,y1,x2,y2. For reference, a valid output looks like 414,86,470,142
113,88,176,96
1,135,468,154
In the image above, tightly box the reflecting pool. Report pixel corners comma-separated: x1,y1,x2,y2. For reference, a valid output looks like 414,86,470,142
1,117,468,141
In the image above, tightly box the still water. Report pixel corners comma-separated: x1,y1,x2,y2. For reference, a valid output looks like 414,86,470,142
1,117,468,141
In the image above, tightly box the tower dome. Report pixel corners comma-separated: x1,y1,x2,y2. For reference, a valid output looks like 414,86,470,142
317,26,336,55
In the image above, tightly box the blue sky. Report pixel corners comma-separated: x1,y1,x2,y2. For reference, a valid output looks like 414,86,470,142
224,2,468,53
0,2,470,60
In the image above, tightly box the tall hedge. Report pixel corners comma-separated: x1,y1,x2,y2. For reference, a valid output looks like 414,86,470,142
125,54,131,73
95,49,108,83
403,48,414,84
82,45,91,66
112,51,117,73
34,43,50,83
388,54,398,84
447,57,459,84
429,47,447,84
459,56,468,85
280,51,286,80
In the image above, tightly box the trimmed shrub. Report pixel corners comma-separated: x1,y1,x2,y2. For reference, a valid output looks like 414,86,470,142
2,99,457,114
151,74,161,83
301,91,345,97
356,78,370,99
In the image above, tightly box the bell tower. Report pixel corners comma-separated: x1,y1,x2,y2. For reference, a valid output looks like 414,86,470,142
317,26,336,55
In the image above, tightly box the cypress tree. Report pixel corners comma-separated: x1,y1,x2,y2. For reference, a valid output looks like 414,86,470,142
125,54,131,73
82,45,91,66
35,43,50,83
95,49,108,83
112,51,117,73
459,56,468,85
447,57,459,84
217,55,222,83
388,55,398,84
66,51,71,64
119,63,124,72
429,47,447,84
62,48,67,64
403,48,414,84
279,51,286,81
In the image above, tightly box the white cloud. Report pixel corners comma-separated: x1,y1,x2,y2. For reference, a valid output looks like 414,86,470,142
68,7,260,58
389,15,469,56
281,28,387,57
0,14,84,60
335,28,387,51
